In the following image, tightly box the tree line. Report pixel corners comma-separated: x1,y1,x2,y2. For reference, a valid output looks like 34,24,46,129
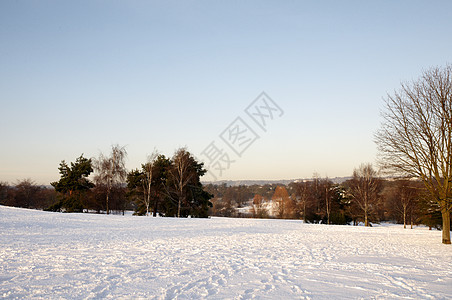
205,164,442,229
0,146,212,218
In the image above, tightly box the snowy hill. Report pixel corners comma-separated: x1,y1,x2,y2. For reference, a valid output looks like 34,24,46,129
1,205,451,299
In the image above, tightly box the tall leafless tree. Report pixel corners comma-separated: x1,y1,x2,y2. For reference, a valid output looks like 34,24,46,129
93,144,127,215
348,164,380,227
376,65,452,244
323,178,333,225
294,181,310,223
142,151,158,216
168,148,195,218
395,180,420,229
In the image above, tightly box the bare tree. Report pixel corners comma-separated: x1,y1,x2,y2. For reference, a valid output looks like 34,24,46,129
94,144,127,215
323,178,333,225
376,65,452,244
0,182,9,206
272,186,294,219
348,164,381,226
396,180,420,229
142,151,158,216
293,181,310,222
250,194,268,218
12,179,41,208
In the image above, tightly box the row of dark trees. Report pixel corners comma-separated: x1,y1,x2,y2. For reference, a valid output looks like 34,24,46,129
0,146,212,217
0,179,57,210
1,167,442,229
205,164,443,229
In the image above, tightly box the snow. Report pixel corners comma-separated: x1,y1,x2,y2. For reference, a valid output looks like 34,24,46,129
1,205,451,299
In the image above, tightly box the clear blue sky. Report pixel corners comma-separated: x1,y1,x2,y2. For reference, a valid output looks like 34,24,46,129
1,0,451,184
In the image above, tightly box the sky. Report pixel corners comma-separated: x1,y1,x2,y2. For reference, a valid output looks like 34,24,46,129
1,0,452,185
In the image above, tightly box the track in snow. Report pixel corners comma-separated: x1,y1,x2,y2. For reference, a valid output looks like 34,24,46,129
1,205,451,299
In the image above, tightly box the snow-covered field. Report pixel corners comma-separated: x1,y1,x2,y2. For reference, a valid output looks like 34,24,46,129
1,206,451,299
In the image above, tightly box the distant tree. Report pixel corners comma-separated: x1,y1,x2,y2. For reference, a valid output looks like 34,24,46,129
250,194,268,218
347,164,381,226
235,185,253,208
93,145,127,215
375,65,452,243
342,183,361,226
50,154,94,212
1,180,56,210
0,182,9,206
33,187,57,210
311,174,323,222
328,185,349,225
12,179,41,208
272,186,294,219
387,180,421,229
291,181,311,222
322,178,334,225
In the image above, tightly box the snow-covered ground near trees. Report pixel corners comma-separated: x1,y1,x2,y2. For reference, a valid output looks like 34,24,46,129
1,206,451,299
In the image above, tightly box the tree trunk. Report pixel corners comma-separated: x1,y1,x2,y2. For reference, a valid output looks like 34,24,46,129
410,206,413,229
326,187,330,225
441,207,451,244
403,205,406,229
153,194,158,217
303,201,306,223
177,186,182,218
106,192,109,215
177,198,181,218
364,199,369,226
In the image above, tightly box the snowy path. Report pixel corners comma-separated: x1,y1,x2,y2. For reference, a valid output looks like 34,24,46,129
1,206,451,299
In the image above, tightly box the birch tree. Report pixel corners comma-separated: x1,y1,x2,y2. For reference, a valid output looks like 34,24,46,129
142,151,158,216
168,148,195,218
94,144,127,215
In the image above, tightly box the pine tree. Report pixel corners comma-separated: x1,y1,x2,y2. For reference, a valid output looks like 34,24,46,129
50,154,94,212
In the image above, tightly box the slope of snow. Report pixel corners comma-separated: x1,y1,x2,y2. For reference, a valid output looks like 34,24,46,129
1,205,451,299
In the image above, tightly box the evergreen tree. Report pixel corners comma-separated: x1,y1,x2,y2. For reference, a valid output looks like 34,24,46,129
49,154,94,212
